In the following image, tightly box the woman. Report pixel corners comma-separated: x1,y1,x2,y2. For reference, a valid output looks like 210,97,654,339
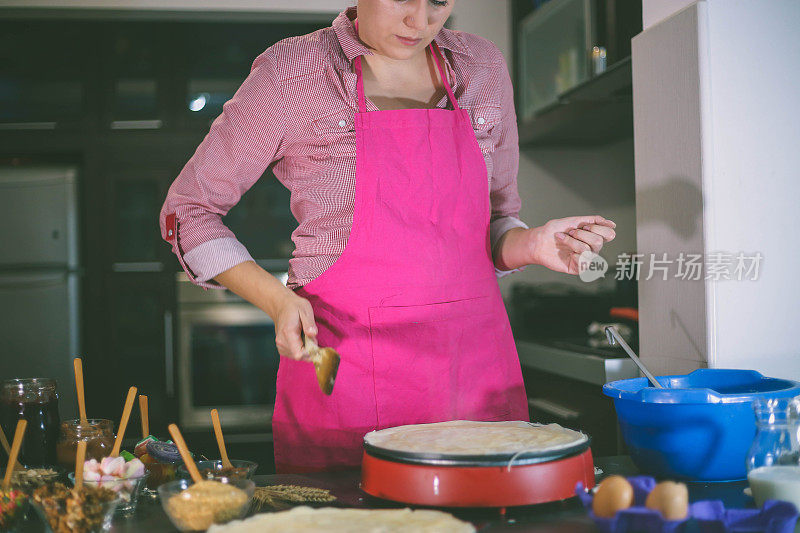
160,0,616,473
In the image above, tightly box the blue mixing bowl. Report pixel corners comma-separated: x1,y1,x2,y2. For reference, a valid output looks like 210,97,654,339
603,369,800,481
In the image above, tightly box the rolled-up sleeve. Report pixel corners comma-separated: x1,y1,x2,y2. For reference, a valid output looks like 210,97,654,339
160,49,286,289
489,55,528,278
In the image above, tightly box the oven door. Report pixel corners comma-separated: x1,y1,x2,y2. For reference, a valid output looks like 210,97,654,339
178,304,278,430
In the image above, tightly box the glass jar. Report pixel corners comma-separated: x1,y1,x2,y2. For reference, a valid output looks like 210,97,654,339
746,397,800,507
746,397,800,472
56,419,116,470
0,378,60,467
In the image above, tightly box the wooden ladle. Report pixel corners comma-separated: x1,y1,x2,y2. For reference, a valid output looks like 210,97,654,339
74,357,88,425
210,409,232,469
304,335,340,395
168,424,201,483
110,386,137,457
2,419,27,490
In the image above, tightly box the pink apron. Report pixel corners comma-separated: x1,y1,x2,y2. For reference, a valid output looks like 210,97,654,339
271,41,529,473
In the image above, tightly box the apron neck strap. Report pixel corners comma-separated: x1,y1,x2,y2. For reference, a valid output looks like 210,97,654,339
353,20,460,113
429,41,460,111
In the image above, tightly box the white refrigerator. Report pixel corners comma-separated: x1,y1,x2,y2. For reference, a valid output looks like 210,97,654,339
0,166,80,419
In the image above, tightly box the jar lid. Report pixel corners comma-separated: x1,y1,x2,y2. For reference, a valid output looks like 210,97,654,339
1,378,57,391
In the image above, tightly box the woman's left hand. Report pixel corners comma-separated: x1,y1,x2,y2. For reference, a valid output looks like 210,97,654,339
497,215,617,275
530,215,617,275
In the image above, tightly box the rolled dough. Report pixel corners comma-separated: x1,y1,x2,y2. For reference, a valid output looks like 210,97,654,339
207,506,475,532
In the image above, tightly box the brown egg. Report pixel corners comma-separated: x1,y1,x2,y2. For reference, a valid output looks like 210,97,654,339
645,481,689,520
592,475,634,518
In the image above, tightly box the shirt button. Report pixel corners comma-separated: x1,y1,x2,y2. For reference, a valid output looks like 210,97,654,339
338,120,347,127
167,229,173,237
477,117,486,125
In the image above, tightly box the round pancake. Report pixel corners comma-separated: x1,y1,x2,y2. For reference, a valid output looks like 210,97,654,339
363,420,587,456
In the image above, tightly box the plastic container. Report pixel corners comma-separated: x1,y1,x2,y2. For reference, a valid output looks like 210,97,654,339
576,476,799,533
603,369,800,481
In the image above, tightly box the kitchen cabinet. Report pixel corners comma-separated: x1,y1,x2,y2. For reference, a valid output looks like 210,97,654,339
99,22,177,131
173,20,324,131
89,272,175,440
512,0,641,146
0,19,94,130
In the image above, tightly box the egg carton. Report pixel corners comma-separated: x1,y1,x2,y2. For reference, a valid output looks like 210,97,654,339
575,476,798,533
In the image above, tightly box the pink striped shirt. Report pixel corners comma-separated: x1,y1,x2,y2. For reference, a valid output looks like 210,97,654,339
160,7,527,290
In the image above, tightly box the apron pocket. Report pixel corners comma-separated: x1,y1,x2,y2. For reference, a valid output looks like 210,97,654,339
312,107,356,157
368,295,514,428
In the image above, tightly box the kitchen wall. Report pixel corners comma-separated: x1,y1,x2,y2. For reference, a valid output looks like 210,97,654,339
641,0,695,29
0,0,513,74
633,0,800,378
499,140,637,297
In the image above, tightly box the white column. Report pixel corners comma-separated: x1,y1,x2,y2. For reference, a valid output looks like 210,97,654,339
633,0,800,378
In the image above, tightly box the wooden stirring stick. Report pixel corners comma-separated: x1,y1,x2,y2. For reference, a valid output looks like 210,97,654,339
210,409,232,469
139,395,149,439
2,419,27,490
74,440,87,491
110,386,137,457
0,425,23,470
74,357,88,425
168,424,201,483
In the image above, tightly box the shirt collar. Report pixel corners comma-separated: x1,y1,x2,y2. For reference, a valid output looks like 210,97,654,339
332,6,469,63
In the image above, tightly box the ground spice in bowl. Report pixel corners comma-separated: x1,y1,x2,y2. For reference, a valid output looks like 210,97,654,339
163,480,252,531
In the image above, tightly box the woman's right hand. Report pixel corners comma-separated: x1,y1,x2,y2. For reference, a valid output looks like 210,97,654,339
213,261,318,362
272,291,318,361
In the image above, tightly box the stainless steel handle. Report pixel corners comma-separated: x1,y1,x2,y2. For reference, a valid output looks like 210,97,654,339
0,272,67,288
528,398,580,420
164,310,174,397
112,262,165,273
110,120,163,130
0,122,57,130
605,325,662,388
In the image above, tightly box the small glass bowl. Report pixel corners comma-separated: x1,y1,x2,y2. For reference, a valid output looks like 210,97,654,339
68,471,149,516
0,490,28,532
2,467,62,497
142,460,179,494
31,496,121,532
158,477,255,531
179,459,258,481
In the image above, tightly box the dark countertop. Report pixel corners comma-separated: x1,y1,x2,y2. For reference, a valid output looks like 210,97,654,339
19,456,753,532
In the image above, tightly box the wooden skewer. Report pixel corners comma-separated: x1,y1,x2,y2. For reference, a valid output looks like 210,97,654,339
74,440,87,491
210,409,232,469
139,395,149,439
168,424,201,484
2,419,27,490
0,425,23,470
74,357,88,425
110,386,137,457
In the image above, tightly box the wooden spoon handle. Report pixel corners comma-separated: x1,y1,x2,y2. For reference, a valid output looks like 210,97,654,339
74,358,88,425
168,423,201,483
0,425,23,470
74,440,87,491
210,409,232,469
139,395,149,439
111,386,137,457
2,419,27,490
